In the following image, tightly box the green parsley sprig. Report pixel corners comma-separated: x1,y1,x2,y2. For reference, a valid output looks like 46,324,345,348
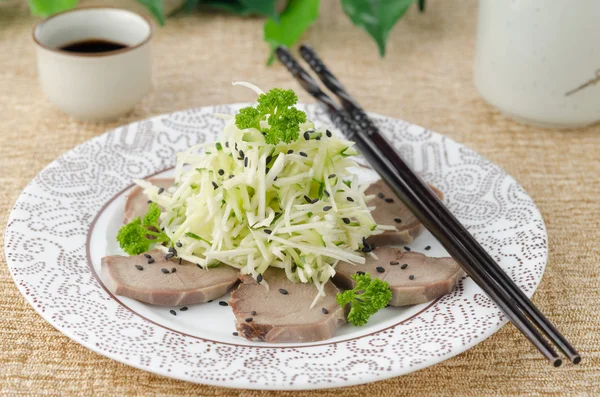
235,88,307,144
116,202,170,255
336,272,392,326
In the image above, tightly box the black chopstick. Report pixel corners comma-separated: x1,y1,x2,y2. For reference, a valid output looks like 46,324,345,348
275,46,566,366
297,44,581,365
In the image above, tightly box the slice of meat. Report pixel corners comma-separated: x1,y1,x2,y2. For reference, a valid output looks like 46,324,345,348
333,247,462,307
101,250,239,306
123,178,174,224
229,269,346,343
366,179,444,246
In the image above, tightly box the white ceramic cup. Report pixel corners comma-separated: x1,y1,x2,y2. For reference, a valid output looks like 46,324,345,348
474,0,600,129
33,7,153,121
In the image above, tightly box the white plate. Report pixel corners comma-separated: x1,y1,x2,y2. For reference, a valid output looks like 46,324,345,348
5,104,548,390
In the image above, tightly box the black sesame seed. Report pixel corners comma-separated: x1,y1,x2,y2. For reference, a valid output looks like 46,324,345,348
279,288,288,295
147,258,155,264
323,206,332,211
328,174,336,179
251,310,257,315
342,217,350,224
265,167,270,174
178,258,182,265
245,317,253,322
299,151,308,157
170,310,177,316
404,246,411,251
135,265,143,271
176,242,182,248
180,306,188,311
208,300,213,302
144,253,152,259
244,157,248,167
264,229,272,234
161,268,169,274
229,174,235,179
273,176,278,181
409,274,415,280
326,130,332,137
425,245,431,250
377,193,384,199
356,271,366,275
219,301,228,306
257,274,263,283
401,263,408,269
347,197,354,202
376,266,385,273
287,149,294,154
266,155,272,164
165,253,175,260
394,218,402,223
324,190,330,197
232,332,238,336
316,136,321,140
212,181,219,190
390,261,399,265
362,245,372,253
225,142,229,148
158,187,165,194
147,200,152,204
196,263,202,269
311,198,319,204
322,307,329,314
304,195,312,203
304,131,310,140
239,149,244,158
168,246,176,253
171,267,176,273
218,169,224,176
385,198,394,203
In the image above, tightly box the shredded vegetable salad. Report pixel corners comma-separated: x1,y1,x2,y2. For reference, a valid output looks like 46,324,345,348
122,84,393,305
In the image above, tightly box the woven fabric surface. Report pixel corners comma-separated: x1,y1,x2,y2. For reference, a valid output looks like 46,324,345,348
1,0,599,395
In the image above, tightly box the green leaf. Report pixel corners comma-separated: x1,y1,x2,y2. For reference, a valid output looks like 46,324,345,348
137,0,166,26
28,0,78,17
341,0,414,56
263,0,320,65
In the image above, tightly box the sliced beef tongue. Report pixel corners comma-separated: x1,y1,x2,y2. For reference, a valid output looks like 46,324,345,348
333,247,463,307
123,178,174,224
366,179,444,246
101,249,239,306
229,268,346,343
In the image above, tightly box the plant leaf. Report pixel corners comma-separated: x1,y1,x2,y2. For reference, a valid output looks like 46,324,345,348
137,0,166,26
263,0,320,65
28,0,78,17
341,0,414,56
206,0,278,19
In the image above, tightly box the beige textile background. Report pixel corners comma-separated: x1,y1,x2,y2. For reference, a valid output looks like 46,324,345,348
1,0,599,395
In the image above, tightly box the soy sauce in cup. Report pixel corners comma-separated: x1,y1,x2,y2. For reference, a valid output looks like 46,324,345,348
33,7,153,121
60,39,128,54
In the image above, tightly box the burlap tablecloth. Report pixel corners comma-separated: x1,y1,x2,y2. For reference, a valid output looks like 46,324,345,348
1,0,599,395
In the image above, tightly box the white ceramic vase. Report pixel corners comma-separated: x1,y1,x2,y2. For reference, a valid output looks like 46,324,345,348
474,0,600,128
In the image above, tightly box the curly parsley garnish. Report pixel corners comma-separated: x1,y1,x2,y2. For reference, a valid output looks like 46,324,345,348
336,272,392,326
235,88,307,144
116,202,170,255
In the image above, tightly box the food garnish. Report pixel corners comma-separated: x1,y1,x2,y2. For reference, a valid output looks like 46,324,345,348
336,272,392,326
117,203,169,255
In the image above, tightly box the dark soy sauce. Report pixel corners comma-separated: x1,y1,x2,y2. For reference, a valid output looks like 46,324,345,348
60,39,128,54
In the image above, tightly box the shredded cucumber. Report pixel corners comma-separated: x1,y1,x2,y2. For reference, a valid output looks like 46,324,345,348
137,85,386,305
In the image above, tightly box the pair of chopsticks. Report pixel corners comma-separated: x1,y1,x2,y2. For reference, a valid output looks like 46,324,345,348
275,45,580,367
